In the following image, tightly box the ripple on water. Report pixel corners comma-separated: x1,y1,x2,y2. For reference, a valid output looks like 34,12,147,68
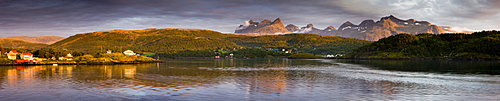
1,60,499,100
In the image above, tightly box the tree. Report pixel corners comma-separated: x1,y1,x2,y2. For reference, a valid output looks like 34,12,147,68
74,55,94,62
233,48,268,58
288,53,323,59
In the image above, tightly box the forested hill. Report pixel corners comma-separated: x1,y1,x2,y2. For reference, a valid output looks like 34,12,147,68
49,28,241,53
344,31,500,60
48,28,370,55
226,34,371,54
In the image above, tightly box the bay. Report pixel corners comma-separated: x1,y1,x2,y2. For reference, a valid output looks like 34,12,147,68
0,59,499,100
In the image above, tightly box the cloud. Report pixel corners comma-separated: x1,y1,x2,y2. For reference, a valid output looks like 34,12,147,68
0,0,499,37
449,27,473,33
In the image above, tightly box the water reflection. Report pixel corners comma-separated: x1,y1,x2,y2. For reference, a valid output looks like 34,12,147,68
0,59,498,100
339,59,500,75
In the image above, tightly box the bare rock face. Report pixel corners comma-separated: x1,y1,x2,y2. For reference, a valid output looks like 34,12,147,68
285,24,299,32
418,25,445,34
359,20,376,27
235,18,291,34
320,26,337,36
294,24,323,34
235,15,457,41
339,21,357,30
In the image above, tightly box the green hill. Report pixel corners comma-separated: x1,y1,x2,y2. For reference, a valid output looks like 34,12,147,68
344,31,500,60
49,28,241,53
0,39,48,49
49,28,371,55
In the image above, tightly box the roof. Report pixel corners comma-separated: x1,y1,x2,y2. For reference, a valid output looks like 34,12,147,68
21,53,33,55
10,50,18,53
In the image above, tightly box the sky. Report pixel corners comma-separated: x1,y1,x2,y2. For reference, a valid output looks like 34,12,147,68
1,0,500,38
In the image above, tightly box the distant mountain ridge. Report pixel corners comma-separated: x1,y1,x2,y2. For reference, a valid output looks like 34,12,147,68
235,18,291,34
234,15,463,41
3,36,65,44
0,39,48,49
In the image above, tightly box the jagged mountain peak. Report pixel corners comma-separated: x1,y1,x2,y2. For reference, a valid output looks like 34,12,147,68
407,19,416,22
380,15,406,24
378,18,403,27
306,24,314,28
418,25,444,34
258,19,272,26
343,21,354,25
271,18,284,25
286,24,297,27
359,20,376,27
339,21,358,30
286,24,299,32
294,23,322,33
261,19,271,22
248,20,258,24
325,26,336,30
381,15,401,20
235,18,291,34
234,15,458,41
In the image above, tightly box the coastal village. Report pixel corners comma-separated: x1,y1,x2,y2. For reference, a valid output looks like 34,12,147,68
1,49,156,65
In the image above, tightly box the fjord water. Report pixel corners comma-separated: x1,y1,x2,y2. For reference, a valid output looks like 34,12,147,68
0,59,499,100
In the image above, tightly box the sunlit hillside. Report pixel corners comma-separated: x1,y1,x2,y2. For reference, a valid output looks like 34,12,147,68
49,28,371,55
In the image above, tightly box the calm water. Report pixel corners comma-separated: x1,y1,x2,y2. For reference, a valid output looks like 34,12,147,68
0,59,499,100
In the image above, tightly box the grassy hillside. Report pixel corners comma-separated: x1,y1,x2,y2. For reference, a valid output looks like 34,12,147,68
0,39,48,49
49,28,371,55
344,31,500,60
49,28,242,53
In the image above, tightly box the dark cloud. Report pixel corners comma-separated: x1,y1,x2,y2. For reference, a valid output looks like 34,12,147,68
0,0,499,37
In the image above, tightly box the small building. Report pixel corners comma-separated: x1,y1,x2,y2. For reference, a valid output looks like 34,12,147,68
7,50,18,60
20,53,33,60
107,50,112,53
66,53,73,58
123,50,136,55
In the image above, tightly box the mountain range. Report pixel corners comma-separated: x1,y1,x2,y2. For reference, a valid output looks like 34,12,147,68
0,36,65,49
235,15,463,41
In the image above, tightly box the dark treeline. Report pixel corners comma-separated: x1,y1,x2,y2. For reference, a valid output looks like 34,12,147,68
0,47,84,59
226,34,371,55
155,48,292,59
345,31,500,60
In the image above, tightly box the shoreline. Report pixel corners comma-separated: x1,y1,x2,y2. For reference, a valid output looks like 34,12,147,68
5,57,497,66
0,60,164,66
328,57,500,61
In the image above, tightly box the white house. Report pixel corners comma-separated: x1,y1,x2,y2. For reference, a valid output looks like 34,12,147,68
123,50,136,55
7,50,18,60
20,53,33,60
